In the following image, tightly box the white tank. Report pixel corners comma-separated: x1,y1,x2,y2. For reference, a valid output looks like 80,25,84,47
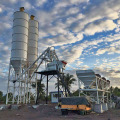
11,7,29,74
27,15,38,76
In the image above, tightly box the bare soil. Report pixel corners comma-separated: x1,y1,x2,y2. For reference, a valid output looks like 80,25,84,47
0,104,120,120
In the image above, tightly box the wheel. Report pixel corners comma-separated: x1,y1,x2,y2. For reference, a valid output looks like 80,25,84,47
82,111,85,115
79,110,85,115
61,109,68,115
87,110,91,114
78,110,81,115
84,111,87,115
86,111,88,115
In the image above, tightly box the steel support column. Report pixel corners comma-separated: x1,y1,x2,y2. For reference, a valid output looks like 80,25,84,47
46,75,48,104
96,77,99,104
58,76,60,102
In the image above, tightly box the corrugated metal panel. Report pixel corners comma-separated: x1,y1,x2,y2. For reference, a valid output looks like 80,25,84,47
27,18,38,76
11,11,29,74
76,70,96,87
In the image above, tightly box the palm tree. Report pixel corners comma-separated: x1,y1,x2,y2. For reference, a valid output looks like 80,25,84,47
32,80,45,103
55,73,76,96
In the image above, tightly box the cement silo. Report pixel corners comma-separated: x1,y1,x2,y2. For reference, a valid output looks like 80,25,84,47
27,15,39,76
11,7,29,75
6,8,39,105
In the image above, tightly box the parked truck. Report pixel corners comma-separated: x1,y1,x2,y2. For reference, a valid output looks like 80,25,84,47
59,97,91,115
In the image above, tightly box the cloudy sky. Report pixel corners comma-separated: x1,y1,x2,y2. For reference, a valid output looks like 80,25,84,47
0,0,120,93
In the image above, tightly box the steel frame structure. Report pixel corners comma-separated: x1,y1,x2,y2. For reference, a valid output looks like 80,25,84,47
6,47,61,104
35,70,62,104
78,75,111,104
6,62,37,104
35,70,72,104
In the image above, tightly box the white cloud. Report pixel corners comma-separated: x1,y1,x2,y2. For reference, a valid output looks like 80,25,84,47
0,0,17,4
70,0,89,4
55,0,89,9
0,41,10,93
66,7,79,15
38,28,84,47
95,33,120,55
0,22,11,33
64,46,83,63
21,1,32,10
9,0,17,4
75,61,83,66
105,34,120,42
57,38,104,63
57,32,120,66
93,57,120,86
35,0,119,49
0,8,2,13
35,0,47,7
66,13,85,26
72,0,120,33
96,46,120,55
78,65,89,70
110,40,120,47
84,20,117,35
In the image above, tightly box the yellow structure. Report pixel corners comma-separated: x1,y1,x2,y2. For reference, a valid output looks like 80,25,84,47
61,104,91,111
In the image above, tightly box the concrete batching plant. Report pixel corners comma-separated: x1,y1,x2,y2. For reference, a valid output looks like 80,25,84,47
6,8,70,104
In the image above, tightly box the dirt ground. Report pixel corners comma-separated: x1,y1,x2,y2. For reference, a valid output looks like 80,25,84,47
0,104,120,120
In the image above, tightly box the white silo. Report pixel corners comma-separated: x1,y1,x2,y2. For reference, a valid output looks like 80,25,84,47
6,8,39,105
27,15,39,76
11,7,29,75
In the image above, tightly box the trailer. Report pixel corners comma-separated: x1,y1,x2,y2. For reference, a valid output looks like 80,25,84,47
60,97,91,115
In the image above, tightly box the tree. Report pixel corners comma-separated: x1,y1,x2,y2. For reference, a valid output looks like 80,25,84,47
113,87,120,97
110,86,114,93
72,89,79,96
0,91,3,100
0,91,3,102
55,73,76,96
109,86,120,97
32,80,45,102
0,91,7,104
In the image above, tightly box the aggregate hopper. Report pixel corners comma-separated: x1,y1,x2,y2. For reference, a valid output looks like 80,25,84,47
60,97,91,115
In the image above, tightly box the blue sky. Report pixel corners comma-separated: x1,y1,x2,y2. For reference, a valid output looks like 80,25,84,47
0,0,120,92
